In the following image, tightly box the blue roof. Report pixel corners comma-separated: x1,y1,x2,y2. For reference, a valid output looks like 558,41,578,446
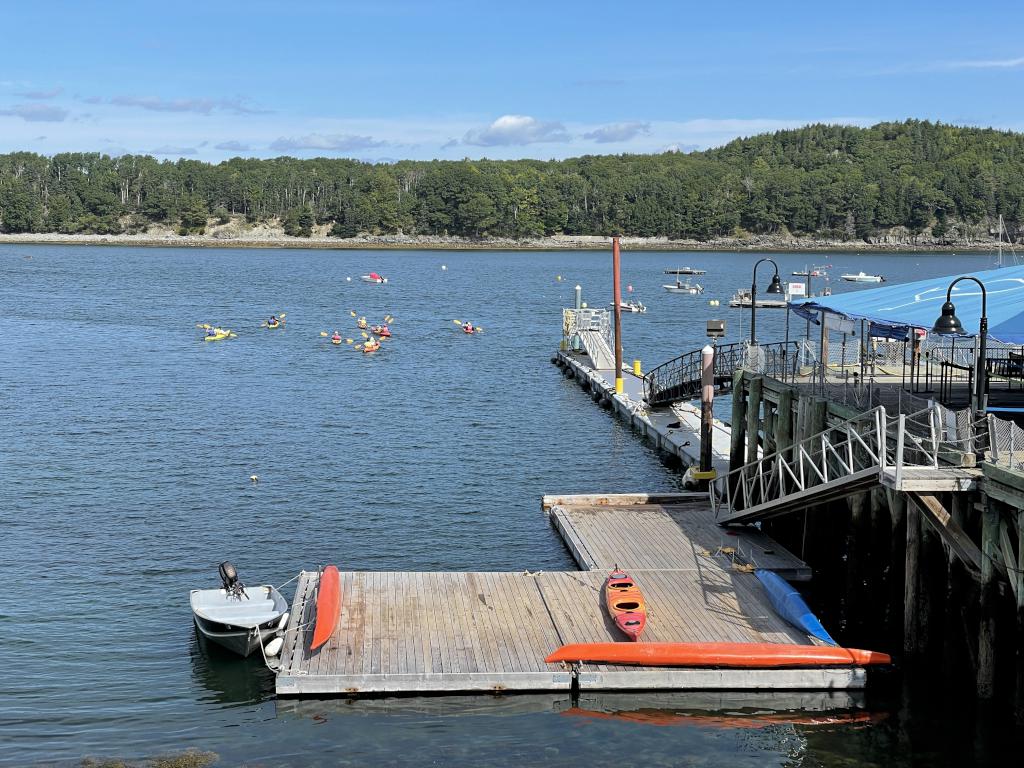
791,265,1024,344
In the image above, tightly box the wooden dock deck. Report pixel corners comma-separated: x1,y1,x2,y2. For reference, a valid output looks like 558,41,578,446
274,497,858,697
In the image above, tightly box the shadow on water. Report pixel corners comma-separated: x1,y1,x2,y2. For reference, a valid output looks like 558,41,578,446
188,627,275,706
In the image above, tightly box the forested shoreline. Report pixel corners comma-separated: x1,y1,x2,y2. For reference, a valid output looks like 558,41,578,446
2,120,1023,244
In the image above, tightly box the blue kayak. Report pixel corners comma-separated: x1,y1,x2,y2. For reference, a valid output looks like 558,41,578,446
755,569,837,646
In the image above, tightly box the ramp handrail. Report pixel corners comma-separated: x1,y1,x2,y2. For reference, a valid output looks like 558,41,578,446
712,404,944,521
644,340,805,406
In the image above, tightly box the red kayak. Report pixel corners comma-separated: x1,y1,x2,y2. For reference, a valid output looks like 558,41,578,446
545,642,891,668
605,568,647,641
311,565,341,651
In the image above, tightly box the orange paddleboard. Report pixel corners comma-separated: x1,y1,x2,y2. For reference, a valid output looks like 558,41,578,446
311,565,341,651
545,642,891,668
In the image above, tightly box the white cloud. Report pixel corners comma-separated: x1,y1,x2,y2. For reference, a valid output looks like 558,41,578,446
150,144,199,155
583,121,651,143
19,86,63,100
108,95,269,115
941,56,1024,70
215,140,251,152
0,103,69,122
269,133,387,152
461,114,570,146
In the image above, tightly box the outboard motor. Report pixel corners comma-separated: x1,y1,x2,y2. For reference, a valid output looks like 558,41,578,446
219,561,247,599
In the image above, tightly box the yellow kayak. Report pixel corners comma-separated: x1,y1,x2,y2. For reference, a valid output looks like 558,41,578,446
204,330,233,341
266,321,281,329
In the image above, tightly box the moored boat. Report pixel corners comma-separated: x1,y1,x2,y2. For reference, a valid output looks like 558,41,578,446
840,271,884,283
544,642,891,667
664,267,706,275
662,280,703,295
190,562,288,658
361,272,388,284
605,568,647,641
609,300,647,313
311,565,341,650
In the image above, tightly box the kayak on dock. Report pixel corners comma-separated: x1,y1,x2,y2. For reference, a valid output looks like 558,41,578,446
545,642,891,667
311,565,341,650
605,567,647,641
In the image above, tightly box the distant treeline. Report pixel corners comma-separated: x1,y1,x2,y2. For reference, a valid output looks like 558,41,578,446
1,120,1023,240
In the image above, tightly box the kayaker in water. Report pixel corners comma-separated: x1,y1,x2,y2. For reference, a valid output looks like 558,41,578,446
269,315,278,325
331,331,342,342
206,328,216,337
463,321,474,333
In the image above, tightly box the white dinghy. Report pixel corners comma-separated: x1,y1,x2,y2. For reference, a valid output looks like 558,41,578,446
190,562,289,658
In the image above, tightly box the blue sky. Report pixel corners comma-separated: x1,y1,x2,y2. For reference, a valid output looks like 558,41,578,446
2,0,1023,162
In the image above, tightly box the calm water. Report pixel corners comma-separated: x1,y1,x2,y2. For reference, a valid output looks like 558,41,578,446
0,245,1010,766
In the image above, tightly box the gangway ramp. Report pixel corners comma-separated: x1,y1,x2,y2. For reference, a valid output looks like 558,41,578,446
714,405,981,526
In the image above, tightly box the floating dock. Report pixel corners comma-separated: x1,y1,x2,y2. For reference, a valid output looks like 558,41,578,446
274,496,866,697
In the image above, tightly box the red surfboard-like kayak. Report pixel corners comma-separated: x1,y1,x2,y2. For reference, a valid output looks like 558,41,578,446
545,642,891,667
311,565,341,651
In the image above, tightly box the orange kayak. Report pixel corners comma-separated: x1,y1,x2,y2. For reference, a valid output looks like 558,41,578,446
311,565,341,650
605,568,646,641
545,642,891,667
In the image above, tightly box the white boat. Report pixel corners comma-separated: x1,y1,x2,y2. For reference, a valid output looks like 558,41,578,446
662,280,703,295
840,271,884,283
361,273,388,284
190,563,288,658
610,300,647,313
793,264,828,277
664,267,706,275
728,288,789,308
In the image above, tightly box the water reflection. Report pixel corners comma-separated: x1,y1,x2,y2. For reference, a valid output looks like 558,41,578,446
189,627,275,706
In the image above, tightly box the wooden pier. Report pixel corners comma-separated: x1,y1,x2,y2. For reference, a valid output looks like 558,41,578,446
274,496,861,697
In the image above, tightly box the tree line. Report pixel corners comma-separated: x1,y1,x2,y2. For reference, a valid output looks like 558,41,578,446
1,120,1023,241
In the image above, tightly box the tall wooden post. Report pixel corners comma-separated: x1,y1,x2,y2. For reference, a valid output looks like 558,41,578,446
746,376,763,466
978,496,999,698
729,371,746,473
612,236,624,394
700,345,714,474
904,498,922,658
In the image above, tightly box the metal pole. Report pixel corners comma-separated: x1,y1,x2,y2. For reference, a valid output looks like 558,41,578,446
612,236,624,394
572,284,582,351
701,344,715,474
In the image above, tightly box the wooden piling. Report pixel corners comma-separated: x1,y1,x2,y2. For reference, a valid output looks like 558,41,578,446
729,370,746,473
904,499,922,658
746,375,763,466
978,496,999,698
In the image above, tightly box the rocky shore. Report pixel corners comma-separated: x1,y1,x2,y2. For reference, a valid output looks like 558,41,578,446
0,221,1008,252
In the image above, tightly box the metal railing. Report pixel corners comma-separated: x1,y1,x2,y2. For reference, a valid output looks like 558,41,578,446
643,340,805,407
562,308,611,348
711,405,947,523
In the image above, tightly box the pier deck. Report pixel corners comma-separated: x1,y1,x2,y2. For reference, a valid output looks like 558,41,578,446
274,497,850,697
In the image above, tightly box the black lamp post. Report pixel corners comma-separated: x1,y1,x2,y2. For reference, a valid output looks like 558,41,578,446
932,276,988,418
750,257,784,345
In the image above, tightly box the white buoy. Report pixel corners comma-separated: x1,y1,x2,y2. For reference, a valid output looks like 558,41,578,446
277,611,290,630
581,301,588,308
249,474,259,483
346,276,352,282
264,637,284,657
441,264,447,271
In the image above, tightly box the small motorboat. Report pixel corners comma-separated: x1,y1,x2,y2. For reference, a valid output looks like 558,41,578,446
662,280,703,295
605,567,647,641
609,300,647,314
370,325,391,338
841,271,884,283
361,272,388,284
664,267,706,275
191,562,288,658
792,265,828,277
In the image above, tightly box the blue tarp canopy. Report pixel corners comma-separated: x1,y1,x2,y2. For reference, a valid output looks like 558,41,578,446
790,265,1024,344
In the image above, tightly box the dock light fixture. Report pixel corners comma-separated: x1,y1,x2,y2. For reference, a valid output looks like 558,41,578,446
749,258,782,346
931,275,988,425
